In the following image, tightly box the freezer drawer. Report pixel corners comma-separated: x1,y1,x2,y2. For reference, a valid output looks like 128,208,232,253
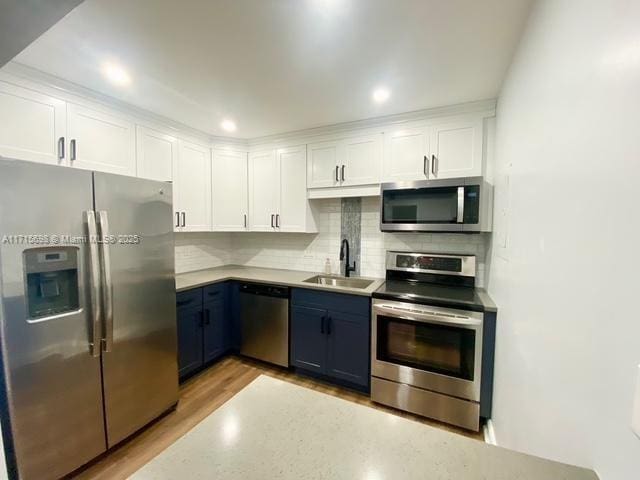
239,283,289,367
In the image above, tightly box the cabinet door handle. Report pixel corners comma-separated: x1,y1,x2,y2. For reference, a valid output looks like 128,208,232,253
271,214,275,228
70,139,77,161
320,315,325,334
58,137,65,160
432,154,437,176
423,155,427,176
327,316,332,335
243,213,247,228
198,310,204,327
275,214,280,228
341,165,345,182
175,212,180,228
335,165,339,182
181,212,186,227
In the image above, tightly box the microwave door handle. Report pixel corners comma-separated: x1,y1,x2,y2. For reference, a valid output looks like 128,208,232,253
98,211,114,352
373,304,482,327
85,211,102,357
457,187,465,223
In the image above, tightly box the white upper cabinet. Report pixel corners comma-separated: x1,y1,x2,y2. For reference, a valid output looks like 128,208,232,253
174,139,212,232
212,148,248,231
341,134,382,186
307,140,340,188
67,103,136,176
136,126,177,182
278,145,312,232
382,126,430,182
0,81,66,166
248,149,278,231
429,118,483,179
308,134,382,189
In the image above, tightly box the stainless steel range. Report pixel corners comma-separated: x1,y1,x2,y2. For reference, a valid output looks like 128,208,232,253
371,251,496,431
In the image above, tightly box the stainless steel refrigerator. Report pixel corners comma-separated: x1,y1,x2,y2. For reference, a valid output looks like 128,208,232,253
0,158,178,480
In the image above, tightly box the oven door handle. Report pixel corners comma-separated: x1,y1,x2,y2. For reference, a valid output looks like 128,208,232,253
373,304,482,327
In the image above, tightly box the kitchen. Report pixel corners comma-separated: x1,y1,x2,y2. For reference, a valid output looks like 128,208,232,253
0,1,638,479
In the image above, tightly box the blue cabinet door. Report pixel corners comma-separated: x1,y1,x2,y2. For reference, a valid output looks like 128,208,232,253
290,305,327,374
326,311,370,388
177,305,203,378
203,299,225,363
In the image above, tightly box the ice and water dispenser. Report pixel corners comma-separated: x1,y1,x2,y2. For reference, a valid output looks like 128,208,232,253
24,247,80,319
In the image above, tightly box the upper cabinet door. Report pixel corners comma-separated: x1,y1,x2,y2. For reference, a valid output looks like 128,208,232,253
341,134,382,186
175,139,212,232
212,149,248,231
429,118,483,179
278,145,308,232
0,81,66,166
307,140,339,188
248,149,278,231
136,126,177,182
382,126,429,182
67,103,136,176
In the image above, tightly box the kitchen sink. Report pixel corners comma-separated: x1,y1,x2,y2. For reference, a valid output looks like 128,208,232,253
302,275,374,289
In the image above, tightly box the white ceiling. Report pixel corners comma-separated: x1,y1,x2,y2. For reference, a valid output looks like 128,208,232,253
13,0,532,139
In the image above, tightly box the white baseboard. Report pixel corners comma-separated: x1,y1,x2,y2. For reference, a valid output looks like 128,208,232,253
483,419,497,445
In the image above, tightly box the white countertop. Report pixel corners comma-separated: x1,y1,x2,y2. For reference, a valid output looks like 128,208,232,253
175,265,385,296
132,375,598,480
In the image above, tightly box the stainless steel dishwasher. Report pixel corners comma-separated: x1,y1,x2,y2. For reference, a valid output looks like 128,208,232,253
239,283,290,367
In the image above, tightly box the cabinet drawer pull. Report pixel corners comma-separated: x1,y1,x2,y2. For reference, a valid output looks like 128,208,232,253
58,137,65,160
432,154,437,176
335,165,339,182
271,214,275,228
175,212,180,228
275,214,280,228
423,155,427,176
181,212,186,227
70,139,77,161
177,299,193,307
341,165,345,182
244,213,247,228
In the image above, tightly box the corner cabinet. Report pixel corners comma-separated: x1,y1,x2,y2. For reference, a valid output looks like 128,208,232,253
248,145,317,232
212,148,248,231
290,289,371,390
174,139,212,232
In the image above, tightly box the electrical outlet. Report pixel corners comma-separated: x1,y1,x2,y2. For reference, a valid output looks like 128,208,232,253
633,365,640,439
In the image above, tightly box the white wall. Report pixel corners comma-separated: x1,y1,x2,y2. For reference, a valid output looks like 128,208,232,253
487,1,640,478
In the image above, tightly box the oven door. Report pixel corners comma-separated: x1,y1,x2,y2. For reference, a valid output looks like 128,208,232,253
372,299,483,402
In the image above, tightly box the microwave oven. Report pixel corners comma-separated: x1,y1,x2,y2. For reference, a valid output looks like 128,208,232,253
380,177,493,233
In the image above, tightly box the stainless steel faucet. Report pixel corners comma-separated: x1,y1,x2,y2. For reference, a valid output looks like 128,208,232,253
339,238,356,277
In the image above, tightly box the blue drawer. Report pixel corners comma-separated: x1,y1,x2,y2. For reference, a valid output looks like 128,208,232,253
291,288,370,317
176,288,202,310
203,283,226,303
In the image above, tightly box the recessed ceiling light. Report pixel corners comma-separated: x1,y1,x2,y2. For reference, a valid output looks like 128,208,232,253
221,119,237,133
372,87,390,104
102,61,131,86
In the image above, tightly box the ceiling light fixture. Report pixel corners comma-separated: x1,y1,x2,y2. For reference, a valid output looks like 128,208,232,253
102,61,131,86
221,119,237,133
372,87,390,104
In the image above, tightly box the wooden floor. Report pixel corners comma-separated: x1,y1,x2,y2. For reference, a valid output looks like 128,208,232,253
73,356,483,479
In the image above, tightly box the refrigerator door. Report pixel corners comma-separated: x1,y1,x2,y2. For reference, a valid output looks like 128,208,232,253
93,172,178,447
0,158,107,480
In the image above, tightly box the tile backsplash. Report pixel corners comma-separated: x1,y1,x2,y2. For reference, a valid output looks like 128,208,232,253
175,197,489,287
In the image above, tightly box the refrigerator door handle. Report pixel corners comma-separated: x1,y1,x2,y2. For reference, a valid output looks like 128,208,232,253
98,211,114,352
85,211,102,357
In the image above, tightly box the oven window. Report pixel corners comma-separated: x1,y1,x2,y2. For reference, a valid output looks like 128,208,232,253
382,187,459,224
377,315,476,381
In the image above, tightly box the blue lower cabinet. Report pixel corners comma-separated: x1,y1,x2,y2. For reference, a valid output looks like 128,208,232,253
290,305,327,374
176,283,229,380
177,305,204,378
326,311,370,387
291,288,371,390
